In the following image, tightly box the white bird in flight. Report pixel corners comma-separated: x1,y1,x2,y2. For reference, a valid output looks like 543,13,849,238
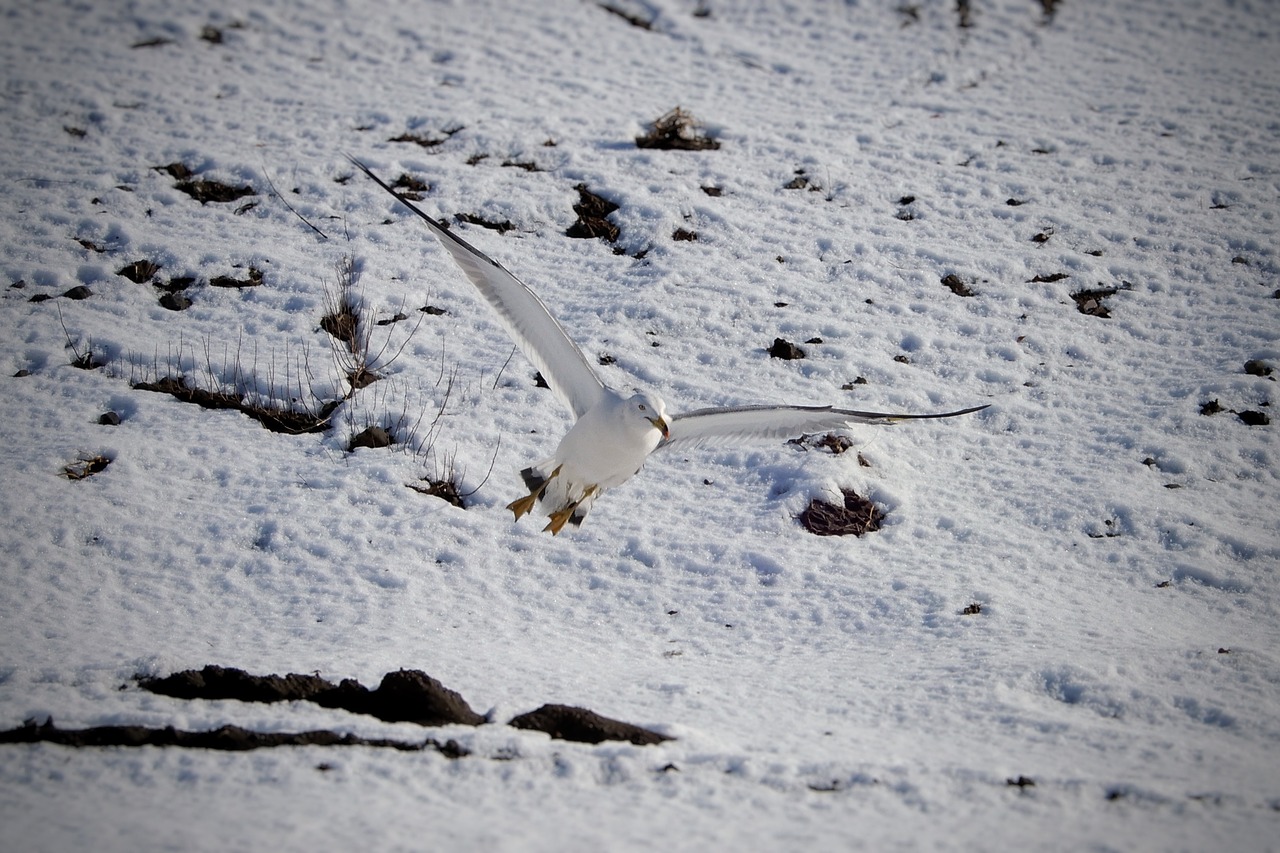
348,157,988,534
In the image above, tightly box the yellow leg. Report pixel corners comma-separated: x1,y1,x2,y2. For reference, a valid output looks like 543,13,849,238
543,505,577,535
507,493,538,520
507,465,562,521
541,485,597,535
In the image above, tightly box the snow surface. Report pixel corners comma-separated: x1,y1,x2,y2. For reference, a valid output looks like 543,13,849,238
2,0,1279,849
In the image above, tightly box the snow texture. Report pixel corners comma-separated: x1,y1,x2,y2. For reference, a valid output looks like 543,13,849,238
1,0,1278,850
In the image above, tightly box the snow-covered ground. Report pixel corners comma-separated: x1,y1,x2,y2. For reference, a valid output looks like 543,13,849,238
2,0,1278,849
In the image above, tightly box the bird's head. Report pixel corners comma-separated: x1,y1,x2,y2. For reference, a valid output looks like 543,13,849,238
628,392,670,440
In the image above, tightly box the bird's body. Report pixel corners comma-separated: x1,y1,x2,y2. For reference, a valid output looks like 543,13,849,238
513,389,669,532
348,157,987,533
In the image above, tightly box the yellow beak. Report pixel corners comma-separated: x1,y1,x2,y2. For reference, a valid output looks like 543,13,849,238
650,416,670,440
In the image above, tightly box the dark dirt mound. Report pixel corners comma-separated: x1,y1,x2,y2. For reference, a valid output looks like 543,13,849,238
0,717,464,755
509,704,672,746
140,664,332,703
768,337,805,360
8,666,673,752
333,669,486,727
139,665,486,727
565,184,620,242
635,107,720,151
132,377,335,435
798,488,884,536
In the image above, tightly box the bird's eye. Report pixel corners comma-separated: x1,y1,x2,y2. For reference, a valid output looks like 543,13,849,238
638,404,647,411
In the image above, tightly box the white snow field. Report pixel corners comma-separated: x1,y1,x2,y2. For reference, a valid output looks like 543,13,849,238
1,0,1278,849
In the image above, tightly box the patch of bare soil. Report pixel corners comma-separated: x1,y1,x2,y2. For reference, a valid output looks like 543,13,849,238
118,259,162,283
136,666,670,746
0,718,464,756
0,665,677,752
388,125,464,149
509,704,672,746
140,666,486,726
941,274,975,296
156,163,256,205
598,2,654,29
1200,398,1270,426
455,212,516,233
62,454,112,480
787,433,853,454
1071,286,1117,317
565,184,620,242
133,376,335,435
798,488,884,536
636,107,720,151
406,477,466,508
209,267,263,288
768,337,805,360
348,425,393,451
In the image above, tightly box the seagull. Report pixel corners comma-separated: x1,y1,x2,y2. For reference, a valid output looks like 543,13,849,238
348,157,988,534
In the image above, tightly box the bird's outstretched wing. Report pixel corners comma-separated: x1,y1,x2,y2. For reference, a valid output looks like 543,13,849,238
347,156,605,419
660,403,989,452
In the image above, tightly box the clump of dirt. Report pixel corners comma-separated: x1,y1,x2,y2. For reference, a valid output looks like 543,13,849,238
139,665,486,727
768,337,805,359
154,162,256,204
598,2,653,29
389,173,429,201
509,704,672,746
128,665,672,747
179,178,256,204
635,107,720,151
788,433,853,454
0,717,464,756
406,477,466,508
344,670,487,726
159,289,193,311
8,664,676,752
500,159,543,173
1200,387,1271,426
320,305,358,346
1071,287,1117,317
941,274,975,296
784,169,819,191
348,425,393,451
118,259,162,283
565,184,620,242
389,126,464,149
455,212,516,233
68,344,106,370
63,454,112,480
1243,359,1273,377
209,267,263,288
141,666,331,703
798,488,884,536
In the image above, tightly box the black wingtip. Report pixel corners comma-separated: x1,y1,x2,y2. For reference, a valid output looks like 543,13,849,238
343,153,446,230
894,403,991,421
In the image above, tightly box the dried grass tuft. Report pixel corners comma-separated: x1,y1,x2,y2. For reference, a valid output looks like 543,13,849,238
798,488,884,536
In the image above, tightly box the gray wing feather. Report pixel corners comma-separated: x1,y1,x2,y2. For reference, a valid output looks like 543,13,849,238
347,156,605,419
660,404,989,452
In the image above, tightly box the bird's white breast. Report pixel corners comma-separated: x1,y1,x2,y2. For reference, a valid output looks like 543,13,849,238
554,391,662,491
